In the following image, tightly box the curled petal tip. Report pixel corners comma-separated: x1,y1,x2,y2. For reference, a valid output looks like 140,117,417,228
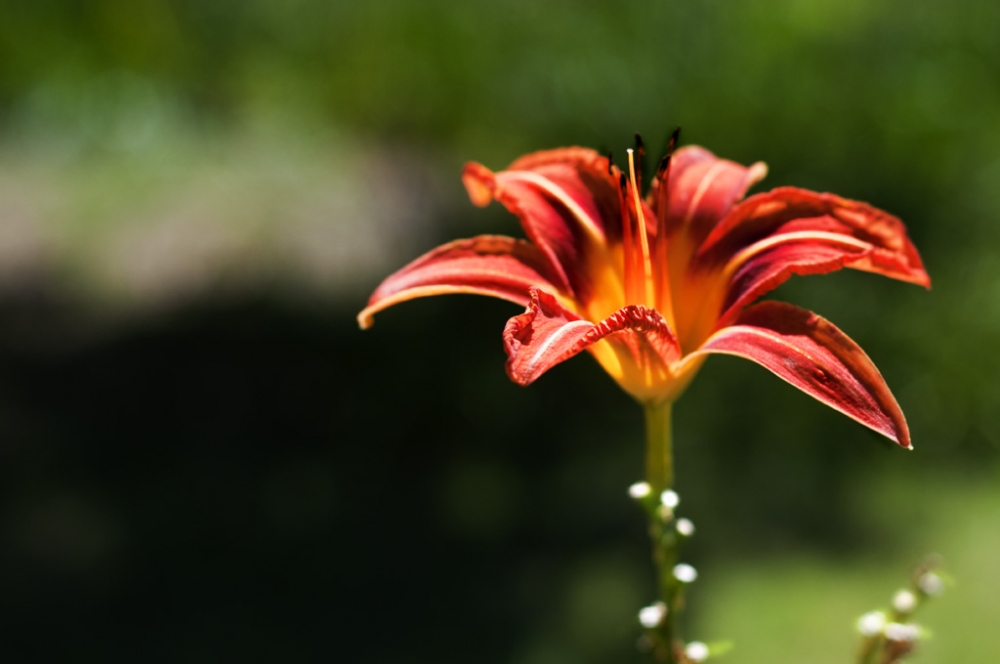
357,309,375,330
462,162,496,207
748,161,768,187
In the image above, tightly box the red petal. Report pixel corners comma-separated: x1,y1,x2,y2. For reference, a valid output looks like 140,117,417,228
503,288,680,387
463,149,621,303
651,146,768,242
716,229,875,325
358,236,562,329
700,187,930,288
684,301,911,447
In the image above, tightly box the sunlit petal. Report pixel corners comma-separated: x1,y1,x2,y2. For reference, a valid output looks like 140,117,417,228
358,235,562,329
651,145,768,242
462,149,621,303
700,187,930,287
503,287,681,389
683,301,911,447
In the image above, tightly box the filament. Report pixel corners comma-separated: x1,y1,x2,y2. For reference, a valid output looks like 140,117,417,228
627,148,654,306
618,173,637,304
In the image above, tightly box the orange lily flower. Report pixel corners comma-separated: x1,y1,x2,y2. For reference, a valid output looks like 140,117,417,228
358,137,929,448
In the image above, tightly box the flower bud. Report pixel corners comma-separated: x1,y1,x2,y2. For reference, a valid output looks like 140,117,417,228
884,622,920,643
918,571,944,596
676,518,695,537
660,489,680,508
638,601,667,628
673,563,698,583
685,641,709,662
629,482,652,500
857,611,886,637
893,589,917,613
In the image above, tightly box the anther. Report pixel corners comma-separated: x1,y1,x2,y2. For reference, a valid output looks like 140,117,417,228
634,133,646,184
656,126,681,178
667,126,680,155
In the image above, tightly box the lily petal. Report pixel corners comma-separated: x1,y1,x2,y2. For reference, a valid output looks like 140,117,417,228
504,287,681,388
463,149,621,303
683,301,910,447
652,146,768,242
715,230,875,326
700,187,930,287
358,236,562,329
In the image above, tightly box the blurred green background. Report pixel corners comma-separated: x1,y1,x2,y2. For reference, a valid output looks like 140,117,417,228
1,0,998,661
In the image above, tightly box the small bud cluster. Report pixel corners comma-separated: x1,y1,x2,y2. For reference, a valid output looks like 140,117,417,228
854,557,945,663
630,483,710,661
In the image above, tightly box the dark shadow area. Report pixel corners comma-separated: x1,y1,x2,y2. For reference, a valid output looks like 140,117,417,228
0,294,963,662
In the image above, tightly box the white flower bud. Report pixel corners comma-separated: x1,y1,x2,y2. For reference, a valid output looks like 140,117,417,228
629,482,652,499
857,611,886,637
673,563,698,583
676,518,695,537
660,489,680,508
884,622,920,643
638,601,667,628
918,572,944,596
685,641,710,662
893,589,917,613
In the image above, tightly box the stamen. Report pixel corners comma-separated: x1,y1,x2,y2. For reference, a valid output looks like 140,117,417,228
653,127,681,190
618,172,637,304
627,148,653,306
652,128,680,326
633,133,646,186
662,127,681,173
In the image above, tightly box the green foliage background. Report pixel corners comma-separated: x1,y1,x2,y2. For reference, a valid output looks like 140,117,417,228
0,1,998,662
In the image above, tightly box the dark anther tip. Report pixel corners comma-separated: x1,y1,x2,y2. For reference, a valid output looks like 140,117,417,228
656,154,672,176
669,126,681,150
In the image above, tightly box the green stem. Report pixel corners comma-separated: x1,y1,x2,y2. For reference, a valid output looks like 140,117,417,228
645,401,680,663
645,401,674,494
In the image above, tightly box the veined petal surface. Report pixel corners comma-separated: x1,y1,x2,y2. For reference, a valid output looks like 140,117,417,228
358,235,561,329
701,187,929,286
463,149,621,304
652,146,768,241
716,230,874,325
684,301,910,447
503,287,681,388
